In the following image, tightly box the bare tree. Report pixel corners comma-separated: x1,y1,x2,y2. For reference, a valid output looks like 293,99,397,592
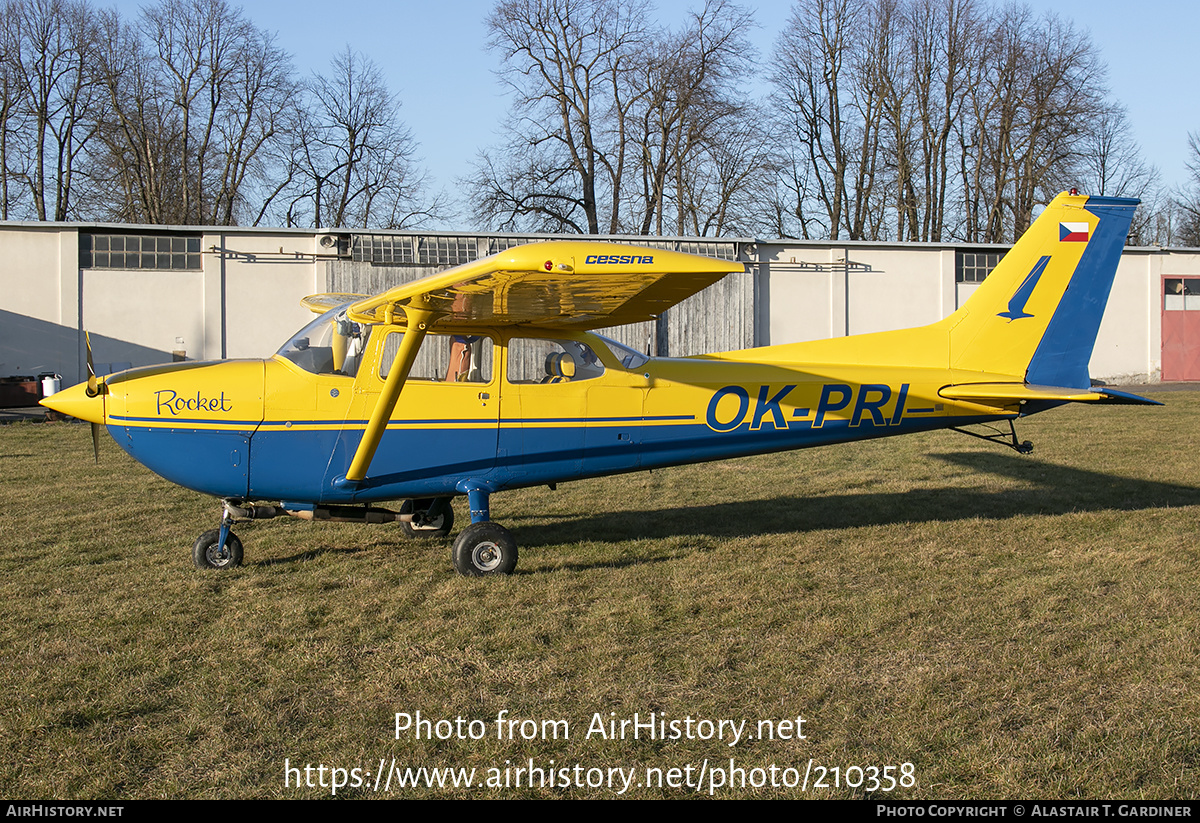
271,47,442,229
627,0,756,235
1079,103,1158,199
1172,132,1200,247
958,6,1107,241
0,2,31,219
674,111,776,235
1075,103,1159,244
772,0,1120,244
92,0,295,225
471,0,651,234
4,0,103,220
893,0,976,241
771,0,871,240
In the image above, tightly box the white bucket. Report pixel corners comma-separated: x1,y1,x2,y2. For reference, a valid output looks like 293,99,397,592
41,375,61,397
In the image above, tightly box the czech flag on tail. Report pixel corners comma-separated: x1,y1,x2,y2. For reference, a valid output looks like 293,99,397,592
1060,221,1089,242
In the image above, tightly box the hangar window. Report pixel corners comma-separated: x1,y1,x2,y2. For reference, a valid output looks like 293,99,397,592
1164,278,1200,311
353,235,415,264
676,241,739,261
81,233,201,270
956,249,1004,283
417,236,476,266
352,235,478,266
486,237,544,254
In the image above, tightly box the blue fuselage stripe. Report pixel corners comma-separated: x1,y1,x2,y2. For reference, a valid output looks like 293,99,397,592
108,413,1008,502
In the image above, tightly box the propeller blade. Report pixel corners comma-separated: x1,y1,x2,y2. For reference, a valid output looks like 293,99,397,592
83,331,103,460
85,331,98,397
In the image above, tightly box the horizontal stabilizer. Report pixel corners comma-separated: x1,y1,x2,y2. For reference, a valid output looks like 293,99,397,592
1088,387,1163,406
940,383,1162,406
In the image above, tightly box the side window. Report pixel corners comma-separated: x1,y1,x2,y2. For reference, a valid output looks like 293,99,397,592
506,338,606,384
379,333,493,382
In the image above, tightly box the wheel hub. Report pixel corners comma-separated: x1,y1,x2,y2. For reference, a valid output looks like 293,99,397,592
472,541,502,571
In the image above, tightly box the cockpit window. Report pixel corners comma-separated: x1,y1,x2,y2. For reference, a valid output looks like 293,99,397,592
277,306,372,377
378,332,493,383
507,338,606,384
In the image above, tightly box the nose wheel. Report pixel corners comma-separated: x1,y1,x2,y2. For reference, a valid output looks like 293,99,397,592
193,528,244,569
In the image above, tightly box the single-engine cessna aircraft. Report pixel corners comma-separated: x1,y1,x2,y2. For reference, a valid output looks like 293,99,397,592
43,192,1158,575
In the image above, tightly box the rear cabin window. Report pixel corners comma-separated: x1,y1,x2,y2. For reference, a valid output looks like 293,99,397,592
506,338,606,384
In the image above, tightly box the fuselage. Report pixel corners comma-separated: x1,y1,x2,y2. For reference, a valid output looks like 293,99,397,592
49,323,1019,506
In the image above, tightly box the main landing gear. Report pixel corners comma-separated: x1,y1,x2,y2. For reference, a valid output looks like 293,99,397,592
452,522,518,576
450,487,517,576
191,492,519,576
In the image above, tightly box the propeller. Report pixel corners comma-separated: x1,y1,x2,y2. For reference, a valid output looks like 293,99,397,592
84,331,101,463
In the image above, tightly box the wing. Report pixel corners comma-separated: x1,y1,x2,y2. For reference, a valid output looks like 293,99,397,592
341,241,745,329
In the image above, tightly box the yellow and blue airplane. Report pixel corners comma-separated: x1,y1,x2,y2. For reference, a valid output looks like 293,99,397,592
43,192,1158,575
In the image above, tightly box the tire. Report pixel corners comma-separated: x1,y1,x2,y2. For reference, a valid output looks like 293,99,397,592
193,529,244,570
399,498,454,539
451,522,518,576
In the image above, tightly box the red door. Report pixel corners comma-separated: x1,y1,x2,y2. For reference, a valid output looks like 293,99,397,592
1162,277,1200,381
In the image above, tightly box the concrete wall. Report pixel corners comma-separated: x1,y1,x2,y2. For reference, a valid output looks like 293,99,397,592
0,227,80,380
762,243,957,346
217,232,325,360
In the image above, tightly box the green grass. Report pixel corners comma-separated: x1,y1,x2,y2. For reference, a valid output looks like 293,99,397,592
1,394,1198,798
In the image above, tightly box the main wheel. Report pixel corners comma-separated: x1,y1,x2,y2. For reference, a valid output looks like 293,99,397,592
452,522,518,576
193,529,244,570
399,498,454,538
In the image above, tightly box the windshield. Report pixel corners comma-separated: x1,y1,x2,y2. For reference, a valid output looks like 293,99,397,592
594,333,650,369
277,305,372,376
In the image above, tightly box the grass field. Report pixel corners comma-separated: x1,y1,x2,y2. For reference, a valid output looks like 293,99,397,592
1,393,1198,798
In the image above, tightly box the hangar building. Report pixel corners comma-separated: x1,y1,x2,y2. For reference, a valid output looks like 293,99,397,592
2,222,1198,392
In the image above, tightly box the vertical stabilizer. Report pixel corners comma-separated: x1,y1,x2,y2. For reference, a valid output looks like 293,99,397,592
947,193,1137,386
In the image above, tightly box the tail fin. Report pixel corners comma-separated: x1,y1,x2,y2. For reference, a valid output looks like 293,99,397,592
713,191,1149,407
948,192,1137,388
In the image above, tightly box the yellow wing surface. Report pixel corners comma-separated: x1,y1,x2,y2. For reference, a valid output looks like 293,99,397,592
337,241,744,329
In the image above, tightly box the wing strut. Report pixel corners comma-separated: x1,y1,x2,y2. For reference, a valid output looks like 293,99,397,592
339,304,441,487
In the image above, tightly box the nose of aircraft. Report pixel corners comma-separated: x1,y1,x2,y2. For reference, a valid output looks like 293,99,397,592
40,380,105,424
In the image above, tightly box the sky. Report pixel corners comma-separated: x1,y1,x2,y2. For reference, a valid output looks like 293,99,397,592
101,0,1200,229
